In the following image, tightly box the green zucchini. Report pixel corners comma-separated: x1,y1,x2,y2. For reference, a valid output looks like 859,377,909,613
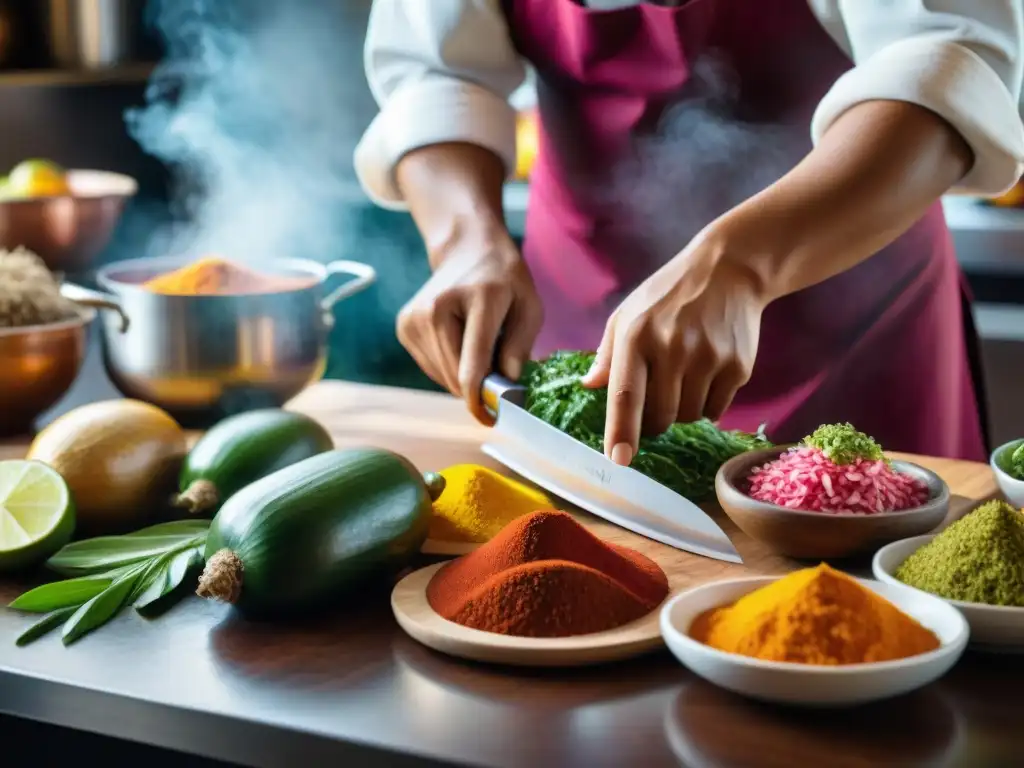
196,448,445,616
173,409,333,515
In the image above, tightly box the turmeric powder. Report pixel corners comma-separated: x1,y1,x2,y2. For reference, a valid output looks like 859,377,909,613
429,464,552,543
690,564,939,665
143,257,312,296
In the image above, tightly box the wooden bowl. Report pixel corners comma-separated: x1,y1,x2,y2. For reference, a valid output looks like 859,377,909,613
715,447,949,560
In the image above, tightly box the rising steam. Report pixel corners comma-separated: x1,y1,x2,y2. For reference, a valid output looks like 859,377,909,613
126,0,399,289
125,0,428,381
601,55,803,272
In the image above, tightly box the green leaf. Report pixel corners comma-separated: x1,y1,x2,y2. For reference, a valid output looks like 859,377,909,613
133,558,171,609
16,606,79,647
8,566,134,613
124,520,211,538
60,564,145,645
46,529,207,576
127,553,173,603
136,547,203,617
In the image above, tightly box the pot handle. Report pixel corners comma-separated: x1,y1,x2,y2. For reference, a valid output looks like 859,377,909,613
321,260,376,312
60,283,130,333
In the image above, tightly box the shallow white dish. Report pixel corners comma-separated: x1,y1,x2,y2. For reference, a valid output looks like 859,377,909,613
874,535,1024,650
660,575,968,707
991,439,1024,508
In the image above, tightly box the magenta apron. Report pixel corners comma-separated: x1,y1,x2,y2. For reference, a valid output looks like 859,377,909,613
503,0,988,460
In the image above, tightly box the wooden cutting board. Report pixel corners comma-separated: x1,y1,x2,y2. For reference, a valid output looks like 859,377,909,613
286,382,1000,588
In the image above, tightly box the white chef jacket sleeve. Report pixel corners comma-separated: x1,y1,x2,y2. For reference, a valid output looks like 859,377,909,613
811,0,1024,196
355,0,526,209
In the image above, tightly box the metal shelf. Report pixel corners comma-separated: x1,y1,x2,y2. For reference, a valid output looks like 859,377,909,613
0,63,155,87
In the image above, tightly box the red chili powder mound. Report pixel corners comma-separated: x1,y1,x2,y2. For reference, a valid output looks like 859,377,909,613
747,447,928,514
426,509,670,638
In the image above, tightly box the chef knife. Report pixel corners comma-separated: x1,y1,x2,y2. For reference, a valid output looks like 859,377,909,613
481,374,742,563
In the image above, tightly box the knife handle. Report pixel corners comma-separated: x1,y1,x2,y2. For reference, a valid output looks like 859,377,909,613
482,373,522,417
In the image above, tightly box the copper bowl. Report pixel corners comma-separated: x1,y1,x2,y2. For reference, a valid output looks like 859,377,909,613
0,308,95,436
0,170,137,273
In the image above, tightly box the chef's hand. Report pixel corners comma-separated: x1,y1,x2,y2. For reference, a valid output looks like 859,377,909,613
397,231,543,422
581,224,765,466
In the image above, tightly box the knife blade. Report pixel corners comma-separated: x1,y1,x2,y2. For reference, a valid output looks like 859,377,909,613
481,374,742,563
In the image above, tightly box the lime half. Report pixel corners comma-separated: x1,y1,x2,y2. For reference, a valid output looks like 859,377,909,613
0,460,75,573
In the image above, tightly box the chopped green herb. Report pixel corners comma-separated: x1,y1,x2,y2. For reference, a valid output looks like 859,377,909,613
521,351,770,501
803,423,884,466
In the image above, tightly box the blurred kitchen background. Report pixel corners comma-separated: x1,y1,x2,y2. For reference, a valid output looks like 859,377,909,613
1,0,1022,445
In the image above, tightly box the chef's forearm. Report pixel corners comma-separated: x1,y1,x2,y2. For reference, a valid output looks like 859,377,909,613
396,143,510,269
721,100,973,301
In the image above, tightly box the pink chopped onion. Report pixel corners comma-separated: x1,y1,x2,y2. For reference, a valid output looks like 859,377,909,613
746,446,928,514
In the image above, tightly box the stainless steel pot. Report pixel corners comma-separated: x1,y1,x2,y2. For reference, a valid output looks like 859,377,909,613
61,255,376,427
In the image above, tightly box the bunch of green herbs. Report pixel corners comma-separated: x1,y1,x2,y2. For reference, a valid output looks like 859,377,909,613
520,351,770,501
9,520,208,646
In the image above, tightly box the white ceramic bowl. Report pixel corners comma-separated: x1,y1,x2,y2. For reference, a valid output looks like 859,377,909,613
874,535,1024,650
660,576,968,707
991,439,1024,508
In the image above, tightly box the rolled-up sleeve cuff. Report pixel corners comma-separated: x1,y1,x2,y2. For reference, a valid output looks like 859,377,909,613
811,39,1024,197
354,78,517,210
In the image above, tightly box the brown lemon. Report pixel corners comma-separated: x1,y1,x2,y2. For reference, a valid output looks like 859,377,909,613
27,400,187,533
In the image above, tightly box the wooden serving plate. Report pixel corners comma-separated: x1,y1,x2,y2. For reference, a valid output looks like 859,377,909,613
420,539,479,556
392,562,688,667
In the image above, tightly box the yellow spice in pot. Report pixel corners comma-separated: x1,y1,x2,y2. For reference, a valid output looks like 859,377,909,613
429,464,551,543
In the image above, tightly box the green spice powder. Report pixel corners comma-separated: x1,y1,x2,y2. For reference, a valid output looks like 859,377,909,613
803,423,884,466
895,500,1024,606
